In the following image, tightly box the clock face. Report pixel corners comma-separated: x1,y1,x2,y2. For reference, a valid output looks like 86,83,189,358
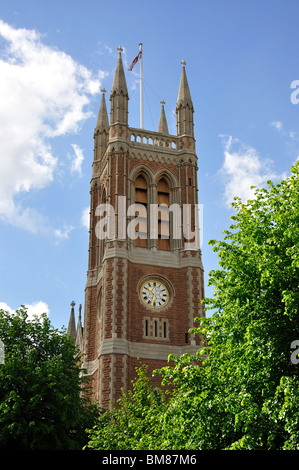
140,280,169,309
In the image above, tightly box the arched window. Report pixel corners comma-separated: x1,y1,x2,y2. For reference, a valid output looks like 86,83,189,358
135,175,148,248
157,178,170,251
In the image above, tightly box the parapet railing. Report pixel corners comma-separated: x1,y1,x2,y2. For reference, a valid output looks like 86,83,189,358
129,127,177,150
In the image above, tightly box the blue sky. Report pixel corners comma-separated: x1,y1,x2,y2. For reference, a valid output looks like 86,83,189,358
0,0,298,329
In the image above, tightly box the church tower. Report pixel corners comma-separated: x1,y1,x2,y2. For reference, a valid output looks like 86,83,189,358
81,48,205,409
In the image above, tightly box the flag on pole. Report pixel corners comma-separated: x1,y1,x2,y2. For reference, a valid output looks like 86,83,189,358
128,51,142,71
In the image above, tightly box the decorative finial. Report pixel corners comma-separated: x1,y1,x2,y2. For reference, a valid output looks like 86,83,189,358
79,304,82,316
71,300,75,308
101,87,106,94
160,99,165,107
181,60,186,67
117,46,123,54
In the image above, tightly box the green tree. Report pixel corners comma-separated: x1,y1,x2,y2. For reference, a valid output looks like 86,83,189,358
85,362,167,450
0,307,100,450
85,162,299,450
157,161,299,449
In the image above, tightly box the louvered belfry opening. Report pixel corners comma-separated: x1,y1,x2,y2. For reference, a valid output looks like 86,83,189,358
157,178,170,251
135,175,148,247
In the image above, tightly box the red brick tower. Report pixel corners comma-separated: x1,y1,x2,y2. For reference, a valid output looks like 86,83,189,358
81,48,205,409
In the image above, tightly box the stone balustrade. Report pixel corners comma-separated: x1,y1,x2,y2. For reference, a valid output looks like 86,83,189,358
129,127,177,150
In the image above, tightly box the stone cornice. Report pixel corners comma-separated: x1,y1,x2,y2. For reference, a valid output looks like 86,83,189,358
83,338,202,375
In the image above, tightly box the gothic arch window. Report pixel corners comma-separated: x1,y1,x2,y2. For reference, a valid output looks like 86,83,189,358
134,174,148,248
157,178,170,251
155,169,180,252
130,167,180,251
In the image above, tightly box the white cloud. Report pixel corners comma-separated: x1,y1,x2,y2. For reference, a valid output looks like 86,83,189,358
1,205,50,234
81,206,90,230
270,120,283,132
70,144,84,177
96,42,113,55
0,302,14,315
0,20,103,231
54,225,74,241
289,130,298,140
270,120,299,141
0,300,50,319
25,301,50,319
219,135,280,206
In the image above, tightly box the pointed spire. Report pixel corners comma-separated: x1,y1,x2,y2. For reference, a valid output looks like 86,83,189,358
67,301,76,339
111,46,128,97
96,88,109,133
158,100,169,135
176,60,194,137
110,46,129,126
176,60,193,109
75,304,83,352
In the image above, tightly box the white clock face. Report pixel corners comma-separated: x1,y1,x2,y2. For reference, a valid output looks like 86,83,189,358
140,280,169,309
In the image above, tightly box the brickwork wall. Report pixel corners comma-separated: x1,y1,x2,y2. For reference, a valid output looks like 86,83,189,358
100,355,112,409
126,260,202,345
127,357,173,391
83,284,97,363
84,126,204,408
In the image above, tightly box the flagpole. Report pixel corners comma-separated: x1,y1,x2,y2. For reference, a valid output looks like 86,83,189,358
139,43,143,129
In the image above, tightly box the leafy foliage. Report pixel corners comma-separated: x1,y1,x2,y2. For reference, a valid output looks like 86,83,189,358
156,161,299,449
0,307,100,450
85,362,167,450
86,162,299,450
